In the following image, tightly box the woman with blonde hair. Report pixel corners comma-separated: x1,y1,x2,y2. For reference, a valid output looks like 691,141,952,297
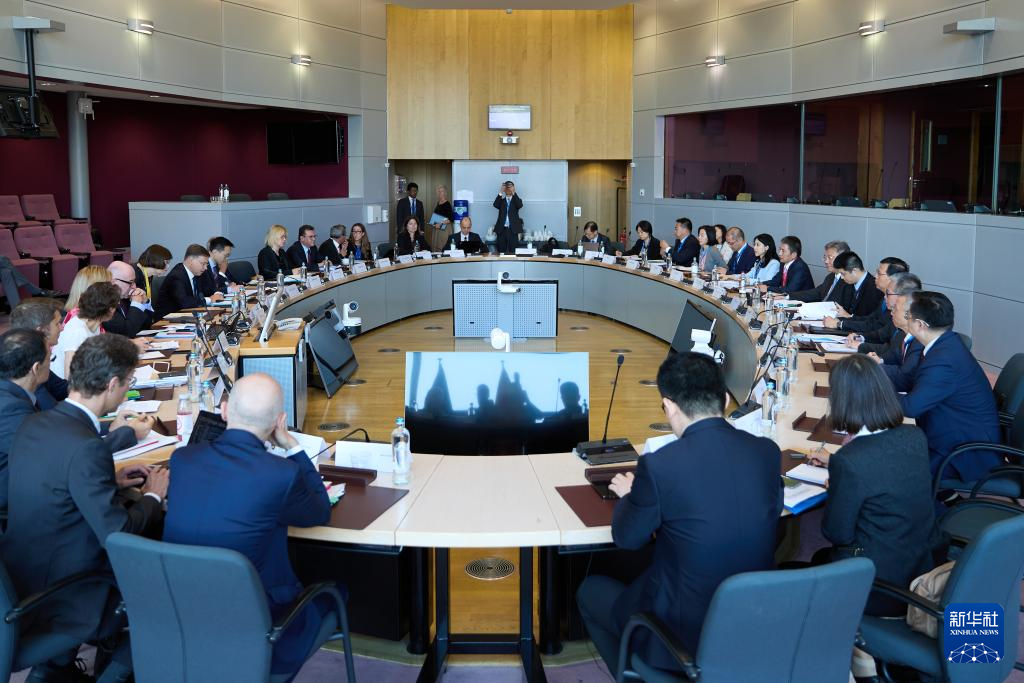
257,224,294,279
63,265,112,324
430,184,455,251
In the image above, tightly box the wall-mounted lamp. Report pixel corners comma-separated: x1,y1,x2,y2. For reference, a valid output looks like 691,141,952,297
943,18,996,35
858,19,884,36
127,18,154,35
704,55,725,68
290,54,312,66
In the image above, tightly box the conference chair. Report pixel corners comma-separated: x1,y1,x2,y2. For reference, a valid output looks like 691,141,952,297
993,353,1024,418
957,332,973,351
105,532,356,683
610,241,626,255
0,230,41,289
53,223,120,267
835,196,862,208
615,558,875,683
179,194,205,202
0,196,43,228
735,192,752,202
0,558,119,681
150,275,166,312
227,260,256,284
858,514,1024,683
920,199,957,213
267,192,290,201
11,226,79,292
230,193,253,202
19,194,86,225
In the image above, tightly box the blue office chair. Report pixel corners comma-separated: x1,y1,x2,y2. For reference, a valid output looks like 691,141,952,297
615,558,875,682
994,353,1024,419
933,399,1024,501
859,514,1024,682
0,559,118,679
105,532,356,683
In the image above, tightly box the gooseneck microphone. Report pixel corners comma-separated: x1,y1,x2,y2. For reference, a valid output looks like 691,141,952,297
602,354,625,445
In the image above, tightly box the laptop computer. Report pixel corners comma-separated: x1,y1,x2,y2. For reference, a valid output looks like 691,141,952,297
187,410,228,446
582,242,603,253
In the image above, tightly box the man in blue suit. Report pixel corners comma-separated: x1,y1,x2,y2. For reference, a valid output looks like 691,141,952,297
718,226,756,275
576,353,782,674
163,373,333,679
762,235,814,294
892,291,1001,484
0,329,50,516
9,297,68,408
660,217,700,267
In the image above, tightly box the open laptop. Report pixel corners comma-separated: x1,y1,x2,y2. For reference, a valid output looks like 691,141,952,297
582,242,603,254
187,410,228,446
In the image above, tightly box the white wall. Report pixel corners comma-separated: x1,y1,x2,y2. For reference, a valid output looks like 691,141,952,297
632,0,1024,369
0,0,390,244
451,160,569,240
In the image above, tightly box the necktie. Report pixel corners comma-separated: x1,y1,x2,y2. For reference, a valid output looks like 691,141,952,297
410,197,416,215
902,337,911,362
782,264,788,287
505,197,511,227
191,276,200,303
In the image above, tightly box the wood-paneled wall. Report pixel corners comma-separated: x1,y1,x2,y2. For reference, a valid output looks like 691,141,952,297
387,6,632,160
568,161,630,242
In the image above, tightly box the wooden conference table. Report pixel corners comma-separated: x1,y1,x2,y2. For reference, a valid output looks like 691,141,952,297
124,255,841,683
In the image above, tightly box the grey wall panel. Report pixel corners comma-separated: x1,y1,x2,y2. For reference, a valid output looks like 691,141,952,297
974,224,1024,302
524,261,584,311
339,276,387,332
140,0,224,45
634,0,657,38
223,2,295,57
972,293,1024,370
928,285,974,336
140,32,224,93
624,274,679,340
489,261,526,279
385,267,432,322
788,209,868,257
873,6,985,81
793,34,873,94
793,0,872,45
634,35,657,75
431,261,494,310
656,0,715,33
655,23,715,72
235,0,297,16
865,217,974,291
27,3,140,79
299,0,361,32
582,267,630,318
718,3,792,59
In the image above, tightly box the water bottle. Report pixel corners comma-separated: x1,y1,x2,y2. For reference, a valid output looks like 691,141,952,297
775,358,791,409
711,268,719,287
187,352,202,402
787,337,799,383
176,394,194,443
217,184,224,201
256,275,266,304
391,417,411,485
200,380,215,412
761,379,777,437
223,184,230,201
276,272,284,289
690,259,698,276
299,263,307,286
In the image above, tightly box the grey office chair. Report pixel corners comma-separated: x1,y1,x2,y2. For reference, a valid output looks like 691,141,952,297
229,193,253,202
180,194,206,202
267,193,290,201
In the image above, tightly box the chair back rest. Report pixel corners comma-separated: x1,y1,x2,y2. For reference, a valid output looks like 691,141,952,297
0,560,22,679
54,224,95,254
0,230,19,260
12,226,59,257
266,192,289,201
19,195,60,222
227,260,256,284
230,193,252,202
695,558,875,683
941,514,1024,682
180,194,205,202
151,275,166,309
0,196,26,223
957,332,973,351
1008,400,1024,451
994,353,1024,415
105,532,274,682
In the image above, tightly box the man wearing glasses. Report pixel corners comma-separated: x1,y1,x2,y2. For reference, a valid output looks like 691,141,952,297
105,260,154,339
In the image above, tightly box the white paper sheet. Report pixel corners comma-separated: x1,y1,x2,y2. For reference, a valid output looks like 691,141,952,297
112,432,177,462
786,463,829,486
334,440,394,473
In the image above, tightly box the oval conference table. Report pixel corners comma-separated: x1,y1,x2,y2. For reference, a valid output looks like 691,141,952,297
136,256,841,683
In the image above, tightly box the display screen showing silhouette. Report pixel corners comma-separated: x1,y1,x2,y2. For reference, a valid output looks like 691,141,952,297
404,352,590,455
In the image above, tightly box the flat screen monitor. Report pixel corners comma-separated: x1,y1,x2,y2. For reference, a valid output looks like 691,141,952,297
259,291,281,343
404,351,589,455
669,300,717,355
488,104,532,131
266,120,341,165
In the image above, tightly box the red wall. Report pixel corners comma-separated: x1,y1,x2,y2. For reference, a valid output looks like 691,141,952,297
0,93,348,246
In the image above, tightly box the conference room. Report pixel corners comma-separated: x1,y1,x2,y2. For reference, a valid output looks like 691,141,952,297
1,1,1024,682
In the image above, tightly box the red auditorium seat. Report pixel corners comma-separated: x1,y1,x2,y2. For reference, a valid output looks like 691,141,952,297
0,196,43,228
54,223,116,267
19,194,87,225
12,226,80,292
0,229,41,291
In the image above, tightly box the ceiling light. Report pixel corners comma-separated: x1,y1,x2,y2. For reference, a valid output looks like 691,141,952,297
705,55,725,67
127,18,154,35
291,54,311,66
858,19,884,36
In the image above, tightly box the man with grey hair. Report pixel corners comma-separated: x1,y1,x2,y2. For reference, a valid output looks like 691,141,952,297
784,239,852,306
861,272,925,380
319,224,348,266
163,373,333,679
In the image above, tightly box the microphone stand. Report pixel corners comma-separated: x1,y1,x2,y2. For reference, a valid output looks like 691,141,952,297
576,354,637,464
730,312,794,419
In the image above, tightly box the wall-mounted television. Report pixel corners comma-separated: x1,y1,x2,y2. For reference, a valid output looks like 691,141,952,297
266,120,341,165
488,104,532,131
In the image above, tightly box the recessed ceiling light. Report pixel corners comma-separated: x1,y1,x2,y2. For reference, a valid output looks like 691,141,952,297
858,19,885,36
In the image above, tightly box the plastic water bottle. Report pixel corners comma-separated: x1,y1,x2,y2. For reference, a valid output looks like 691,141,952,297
391,417,411,485
775,359,791,409
761,379,777,437
187,352,202,402
223,184,230,202
200,380,215,412
787,337,799,382
256,275,265,304
276,272,284,289
176,394,193,443
299,263,307,283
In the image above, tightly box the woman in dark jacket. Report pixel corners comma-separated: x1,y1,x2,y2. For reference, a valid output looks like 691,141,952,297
808,354,941,616
396,217,429,256
618,220,662,260
257,224,294,279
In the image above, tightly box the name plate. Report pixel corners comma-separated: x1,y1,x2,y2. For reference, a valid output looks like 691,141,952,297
601,254,617,265
649,264,664,277
283,284,301,299
693,277,706,289
515,247,537,256
397,254,414,264
328,266,345,281
669,269,685,282
374,258,391,269
625,258,640,270
306,276,321,290
729,298,742,310
217,330,230,352
584,250,602,261
446,249,466,259
351,262,367,274
415,250,433,260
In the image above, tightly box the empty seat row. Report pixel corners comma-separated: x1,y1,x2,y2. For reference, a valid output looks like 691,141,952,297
180,192,288,202
0,223,124,291
0,194,89,228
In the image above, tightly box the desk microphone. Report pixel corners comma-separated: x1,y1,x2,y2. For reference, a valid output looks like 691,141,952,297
576,354,637,465
573,224,580,249
731,315,794,419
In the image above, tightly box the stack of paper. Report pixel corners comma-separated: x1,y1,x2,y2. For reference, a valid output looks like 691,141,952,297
642,432,676,454
116,400,162,413
783,480,828,514
796,301,839,321
819,342,859,354
112,431,178,461
787,463,829,486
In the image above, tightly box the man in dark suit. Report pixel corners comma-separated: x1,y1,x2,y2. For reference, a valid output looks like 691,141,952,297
200,236,241,296
318,224,348,266
660,217,700,267
493,181,524,254
105,260,154,338
892,291,1001,484
719,226,756,275
10,297,69,408
396,182,426,233
826,251,883,318
444,216,483,252
286,225,322,274
580,220,611,253
154,244,224,320
826,256,907,331
0,329,51,516
762,235,814,294
852,272,922,355
576,352,782,674
163,373,332,679
2,335,168,681
787,240,852,308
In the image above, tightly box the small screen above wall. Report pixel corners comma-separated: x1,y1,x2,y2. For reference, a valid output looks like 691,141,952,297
267,120,341,165
488,104,531,131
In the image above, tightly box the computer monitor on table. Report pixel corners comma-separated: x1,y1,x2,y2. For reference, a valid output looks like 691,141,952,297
669,300,717,355
404,351,590,455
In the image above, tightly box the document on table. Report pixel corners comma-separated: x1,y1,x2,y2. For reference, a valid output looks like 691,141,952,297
731,409,763,437
148,341,180,351
793,333,847,344
112,432,177,462
786,463,829,486
133,366,158,383
796,301,839,320
783,480,827,514
335,440,393,473
267,431,328,467
642,432,676,454
117,400,162,413
138,351,166,360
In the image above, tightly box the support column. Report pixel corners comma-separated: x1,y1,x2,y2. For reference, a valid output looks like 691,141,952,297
67,90,90,221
